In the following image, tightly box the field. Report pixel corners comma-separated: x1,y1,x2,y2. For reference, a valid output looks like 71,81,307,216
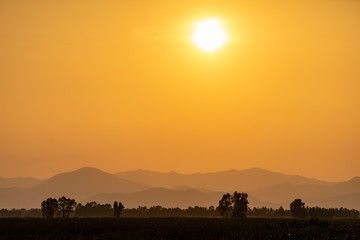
1,218,360,240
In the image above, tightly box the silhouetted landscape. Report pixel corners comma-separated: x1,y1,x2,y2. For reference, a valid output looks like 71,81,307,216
1,167,359,239
1,167,359,210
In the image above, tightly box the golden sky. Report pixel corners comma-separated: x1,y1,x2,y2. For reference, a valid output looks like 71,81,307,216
1,0,360,181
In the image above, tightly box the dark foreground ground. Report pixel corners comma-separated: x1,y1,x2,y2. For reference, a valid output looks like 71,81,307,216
0,218,360,240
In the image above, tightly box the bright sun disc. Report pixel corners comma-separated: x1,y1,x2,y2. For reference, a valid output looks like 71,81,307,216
192,18,227,52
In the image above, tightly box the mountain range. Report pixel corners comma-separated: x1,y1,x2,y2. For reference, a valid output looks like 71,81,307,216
250,177,360,209
115,168,332,192
0,167,359,210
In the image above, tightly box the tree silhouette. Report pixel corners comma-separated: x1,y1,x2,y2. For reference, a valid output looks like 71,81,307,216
274,206,286,217
290,199,307,218
231,192,249,218
218,192,249,218
58,196,76,218
75,202,113,217
41,198,58,218
113,201,124,218
218,193,232,218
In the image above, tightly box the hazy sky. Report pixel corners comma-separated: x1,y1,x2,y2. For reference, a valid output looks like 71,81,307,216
1,0,360,181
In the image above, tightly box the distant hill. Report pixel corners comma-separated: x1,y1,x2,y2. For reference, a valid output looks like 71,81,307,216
85,187,279,209
0,167,149,209
31,167,150,198
0,177,43,189
305,193,360,210
251,176,360,208
115,168,332,192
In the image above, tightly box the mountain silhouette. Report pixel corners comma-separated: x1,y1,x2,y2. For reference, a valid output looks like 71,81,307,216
31,167,149,198
115,168,332,192
251,176,360,207
0,167,359,210
306,193,360,210
0,167,149,209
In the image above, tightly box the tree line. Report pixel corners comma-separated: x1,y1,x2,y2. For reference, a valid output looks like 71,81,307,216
40,197,125,218
0,193,358,219
218,194,359,219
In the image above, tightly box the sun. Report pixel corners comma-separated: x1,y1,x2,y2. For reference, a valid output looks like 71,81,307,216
192,18,228,52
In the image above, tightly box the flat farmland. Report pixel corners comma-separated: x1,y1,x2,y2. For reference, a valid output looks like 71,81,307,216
1,218,360,240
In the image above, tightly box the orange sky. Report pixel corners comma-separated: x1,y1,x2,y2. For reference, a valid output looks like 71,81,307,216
1,0,360,181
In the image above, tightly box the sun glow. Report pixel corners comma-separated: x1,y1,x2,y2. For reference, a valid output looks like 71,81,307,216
192,18,228,52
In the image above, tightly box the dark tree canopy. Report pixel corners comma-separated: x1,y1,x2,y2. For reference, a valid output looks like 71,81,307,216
41,198,58,218
218,192,249,218
113,201,125,218
218,193,232,218
231,192,249,218
58,196,77,218
290,199,308,219
308,207,359,219
75,202,113,217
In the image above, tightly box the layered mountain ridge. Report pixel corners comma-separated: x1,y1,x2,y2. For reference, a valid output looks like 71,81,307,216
0,167,359,210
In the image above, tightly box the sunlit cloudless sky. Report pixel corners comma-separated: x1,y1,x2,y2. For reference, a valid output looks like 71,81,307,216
1,0,360,181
